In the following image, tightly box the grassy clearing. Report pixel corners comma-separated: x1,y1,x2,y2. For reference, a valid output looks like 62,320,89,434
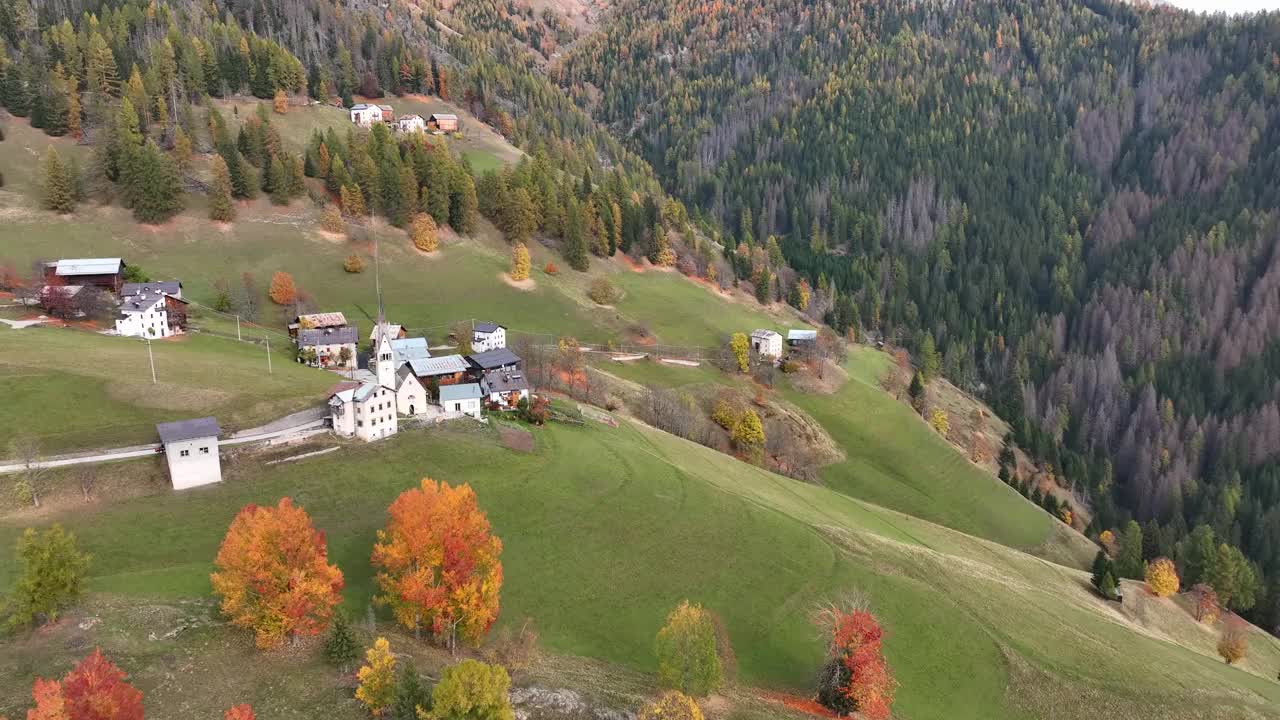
588,355,736,388
0,328,334,453
2,420,1278,719
781,348,1086,558
610,269,803,347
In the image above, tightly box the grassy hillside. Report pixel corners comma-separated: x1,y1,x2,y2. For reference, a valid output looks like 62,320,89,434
0,420,1277,720
0,327,334,453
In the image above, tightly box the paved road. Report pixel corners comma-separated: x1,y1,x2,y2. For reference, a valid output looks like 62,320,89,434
0,410,329,475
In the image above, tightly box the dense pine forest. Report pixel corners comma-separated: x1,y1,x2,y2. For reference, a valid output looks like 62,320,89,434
553,0,1280,631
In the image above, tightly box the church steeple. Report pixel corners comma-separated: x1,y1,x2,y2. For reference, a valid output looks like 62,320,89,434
373,232,395,388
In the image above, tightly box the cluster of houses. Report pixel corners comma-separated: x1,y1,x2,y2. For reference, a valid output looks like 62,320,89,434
38,258,189,339
749,327,817,362
291,313,528,442
348,103,460,135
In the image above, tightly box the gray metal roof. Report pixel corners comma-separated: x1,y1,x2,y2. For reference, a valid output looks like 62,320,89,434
483,370,529,394
121,281,181,297
157,417,220,443
407,355,469,376
391,337,430,364
439,382,483,402
467,348,521,370
751,329,782,340
119,293,165,314
56,258,123,276
473,321,503,334
787,329,818,341
298,326,359,346
431,113,459,121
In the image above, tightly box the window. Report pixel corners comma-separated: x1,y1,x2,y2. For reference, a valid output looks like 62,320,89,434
358,420,363,427
179,449,190,457
199,446,209,454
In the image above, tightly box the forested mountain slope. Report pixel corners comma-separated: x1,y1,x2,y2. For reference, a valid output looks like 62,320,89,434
554,0,1280,630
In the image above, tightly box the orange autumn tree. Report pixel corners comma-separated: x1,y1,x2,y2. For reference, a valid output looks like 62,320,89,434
224,705,256,720
211,498,345,649
29,648,144,720
371,478,503,652
818,610,896,720
268,271,297,305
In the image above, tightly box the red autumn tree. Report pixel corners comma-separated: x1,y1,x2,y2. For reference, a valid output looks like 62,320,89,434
268,271,297,305
827,610,896,720
224,705,255,720
371,478,503,652
210,498,345,649
29,649,145,720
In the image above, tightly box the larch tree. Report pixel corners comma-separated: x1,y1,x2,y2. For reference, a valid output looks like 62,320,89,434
209,154,236,222
341,184,368,217
510,243,531,281
1144,557,1180,598
268,271,298,306
502,188,538,244
654,601,723,697
210,498,345,649
7,524,91,630
40,146,76,213
410,213,439,252
357,637,398,716
371,478,504,652
273,89,288,114
321,205,345,233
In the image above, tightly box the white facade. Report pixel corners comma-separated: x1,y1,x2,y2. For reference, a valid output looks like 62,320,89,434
396,115,426,133
331,382,400,441
445,396,482,418
473,324,506,352
374,325,397,387
396,369,427,415
749,329,784,359
440,383,484,419
350,103,384,127
116,295,177,338
163,436,221,489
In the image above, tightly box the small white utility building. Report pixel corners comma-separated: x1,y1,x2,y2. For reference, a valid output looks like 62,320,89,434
157,417,222,490
396,114,426,133
472,321,506,352
440,382,484,419
749,329,784,360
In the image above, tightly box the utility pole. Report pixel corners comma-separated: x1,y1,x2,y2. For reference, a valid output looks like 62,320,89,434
265,335,273,374
236,315,241,341
146,338,157,384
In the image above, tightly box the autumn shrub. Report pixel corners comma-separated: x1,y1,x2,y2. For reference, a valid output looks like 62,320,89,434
210,498,345,649
268,271,298,305
410,213,439,252
225,704,256,720
638,691,703,720
344,254,366,273
587,277,619,305
928,408,950,436
543,261,559,275
483,617,540,673
731,410,766,454
1144,557,1180,597
1218,620,1249,664
430,660,514,720
711,399,739,430
27,649,144,720
817,609,896,720
1193,583,1221,623
655,600,723,697
320,205,345,233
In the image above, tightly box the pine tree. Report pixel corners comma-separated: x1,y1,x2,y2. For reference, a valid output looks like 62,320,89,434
40,147,76,213
323,612,359,670
172,126,193,174
268,156,289,205
209,154,235,222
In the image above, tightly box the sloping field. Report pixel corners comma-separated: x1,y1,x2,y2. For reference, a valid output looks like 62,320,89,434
1,420,1277,720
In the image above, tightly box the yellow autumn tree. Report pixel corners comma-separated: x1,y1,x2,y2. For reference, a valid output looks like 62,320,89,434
1217,621,1249,664
273,89,288,114
410,213,439,252
341,185,367,218
510,243,531,281
729,332,750,373
356,637,397,716
321,205,345,233
639,692,704,720
731,410,765,453
1098,529,1118,556
929,408,950,436
1144,557,1180,598
268,271,298,305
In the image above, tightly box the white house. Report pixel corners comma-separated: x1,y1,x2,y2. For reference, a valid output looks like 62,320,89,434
749,329,784,360
297,326,359,369
349,103,384,127
115,286,188,338
156,417,222,490
472,321,506,352
396,114,426,133
329,381,399,441
439,382,484,419
482,369,529,410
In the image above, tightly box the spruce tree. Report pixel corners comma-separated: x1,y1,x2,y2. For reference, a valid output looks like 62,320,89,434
450,169,478,234
40,147,77,213
323,613,359,670
126,140,184,223
390,663,431,720
268,156,288,205
209,154,235,222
